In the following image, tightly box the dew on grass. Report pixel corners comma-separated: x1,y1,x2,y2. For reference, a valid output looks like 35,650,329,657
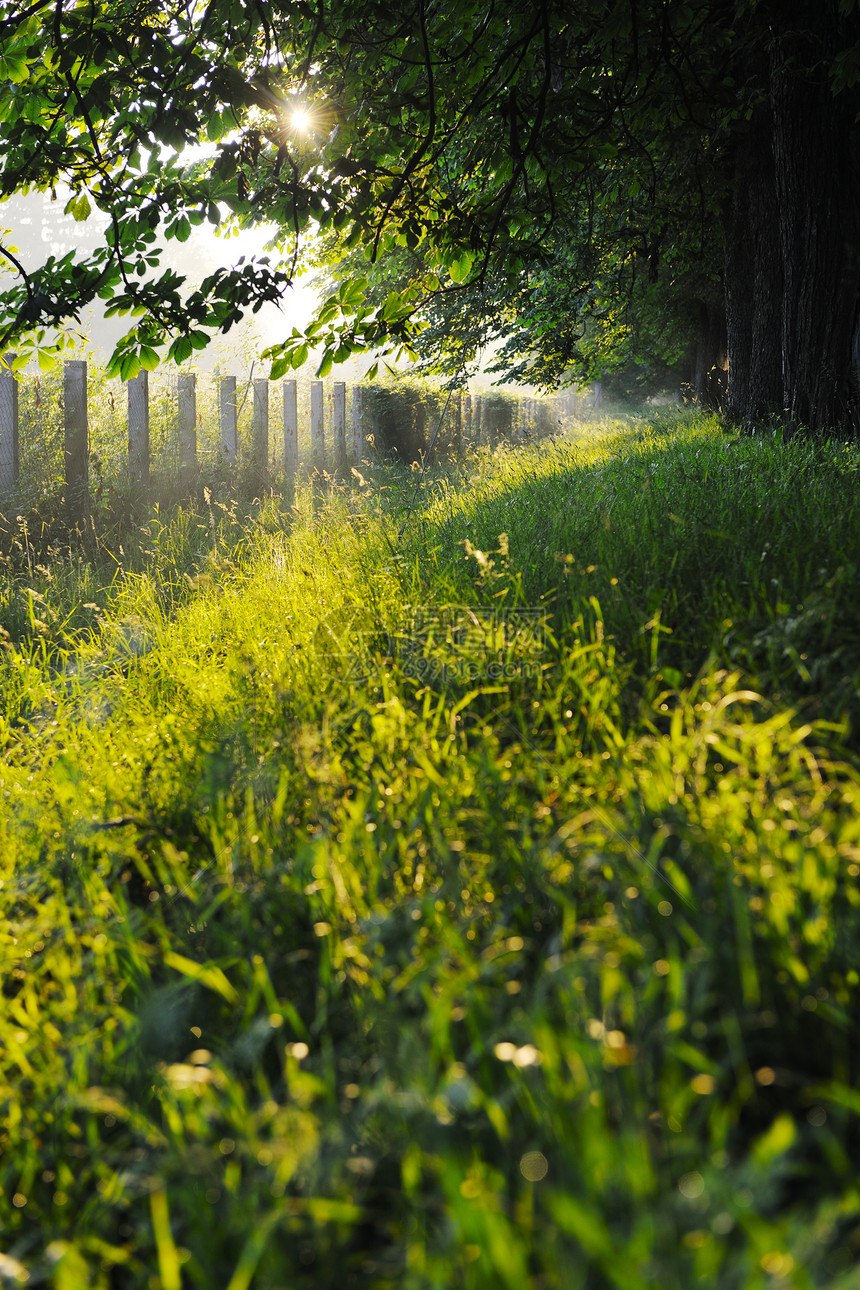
520,1151,548,1181
678,1172,705,1199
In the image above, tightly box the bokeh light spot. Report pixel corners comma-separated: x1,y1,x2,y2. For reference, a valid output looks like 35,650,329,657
520,1151,548,1181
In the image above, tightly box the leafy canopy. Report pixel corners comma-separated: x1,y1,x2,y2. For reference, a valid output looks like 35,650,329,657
0,1,730,382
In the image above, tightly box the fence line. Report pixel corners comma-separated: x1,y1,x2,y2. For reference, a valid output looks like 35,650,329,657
220,374,237,463
0,354,18,491
252,379,269,483
284,378,298,476
351,384,363,464
64,360,88,523
128,369,149,484
177,372,196,493
0,358,572,507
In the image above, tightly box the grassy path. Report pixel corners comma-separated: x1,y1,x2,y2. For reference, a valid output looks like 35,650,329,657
2,410,860,1288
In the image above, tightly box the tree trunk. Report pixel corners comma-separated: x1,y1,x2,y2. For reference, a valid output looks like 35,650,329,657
769,3,860,435
724,96,784,426
705,303,728,408
693,299,728,409
724,164,753,422
747,150,783,425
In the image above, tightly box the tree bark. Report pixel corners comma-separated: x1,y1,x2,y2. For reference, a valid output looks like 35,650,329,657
725,97,784,425
724,161,754,422
721,5,785,426
769,3,860,435
693,299,728,409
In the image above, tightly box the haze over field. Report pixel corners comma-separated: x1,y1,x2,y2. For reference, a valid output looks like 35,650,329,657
2,191,526,393
1,189,318,368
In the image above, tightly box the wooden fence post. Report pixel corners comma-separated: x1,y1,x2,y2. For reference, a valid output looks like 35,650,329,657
453,391,463,457
220,376,238,461
177,373,197,490
464,393,472,444
487,398,500,447
414,393,428,459
127,369,150,485
474,394,482,445
283,379,298,476
64,359,88,523
0,355,18,492
352,385,364,463
310,380,324,467
252,378,269,484
333,381,346,472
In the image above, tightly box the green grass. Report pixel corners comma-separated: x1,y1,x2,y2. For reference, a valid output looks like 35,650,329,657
2,408,860,1288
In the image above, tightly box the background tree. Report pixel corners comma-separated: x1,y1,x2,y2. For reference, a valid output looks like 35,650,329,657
723,1,860,434
1,1,859,433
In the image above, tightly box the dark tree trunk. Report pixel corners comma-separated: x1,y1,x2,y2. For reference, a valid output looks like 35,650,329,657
769,3,860,435
724,163,754,421
724,97,783,425
706,303,729,408
747,161,783,424
693,299,728,409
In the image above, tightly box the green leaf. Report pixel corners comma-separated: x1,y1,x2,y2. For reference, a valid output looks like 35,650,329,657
170,335,193,363
1,54,30,84
338,276,368,308
206,109,225,142
119,352,141,381
138,345,160,371
381,291,403,322
752,1113,796,1166
290,344,308,369
36,347,60,373
448,250,475,283
163,951,239,1004
316,351,333,378
150,1190,182,1290
63,191,91,222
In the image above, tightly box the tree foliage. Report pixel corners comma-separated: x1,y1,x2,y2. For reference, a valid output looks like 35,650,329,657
0,2,859,430
0,3,718,369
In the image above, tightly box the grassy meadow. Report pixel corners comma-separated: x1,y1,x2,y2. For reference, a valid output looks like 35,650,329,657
2,407,860,1288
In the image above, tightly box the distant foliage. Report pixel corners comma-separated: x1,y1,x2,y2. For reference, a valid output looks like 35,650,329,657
359,378,442,464
360,377,564,463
